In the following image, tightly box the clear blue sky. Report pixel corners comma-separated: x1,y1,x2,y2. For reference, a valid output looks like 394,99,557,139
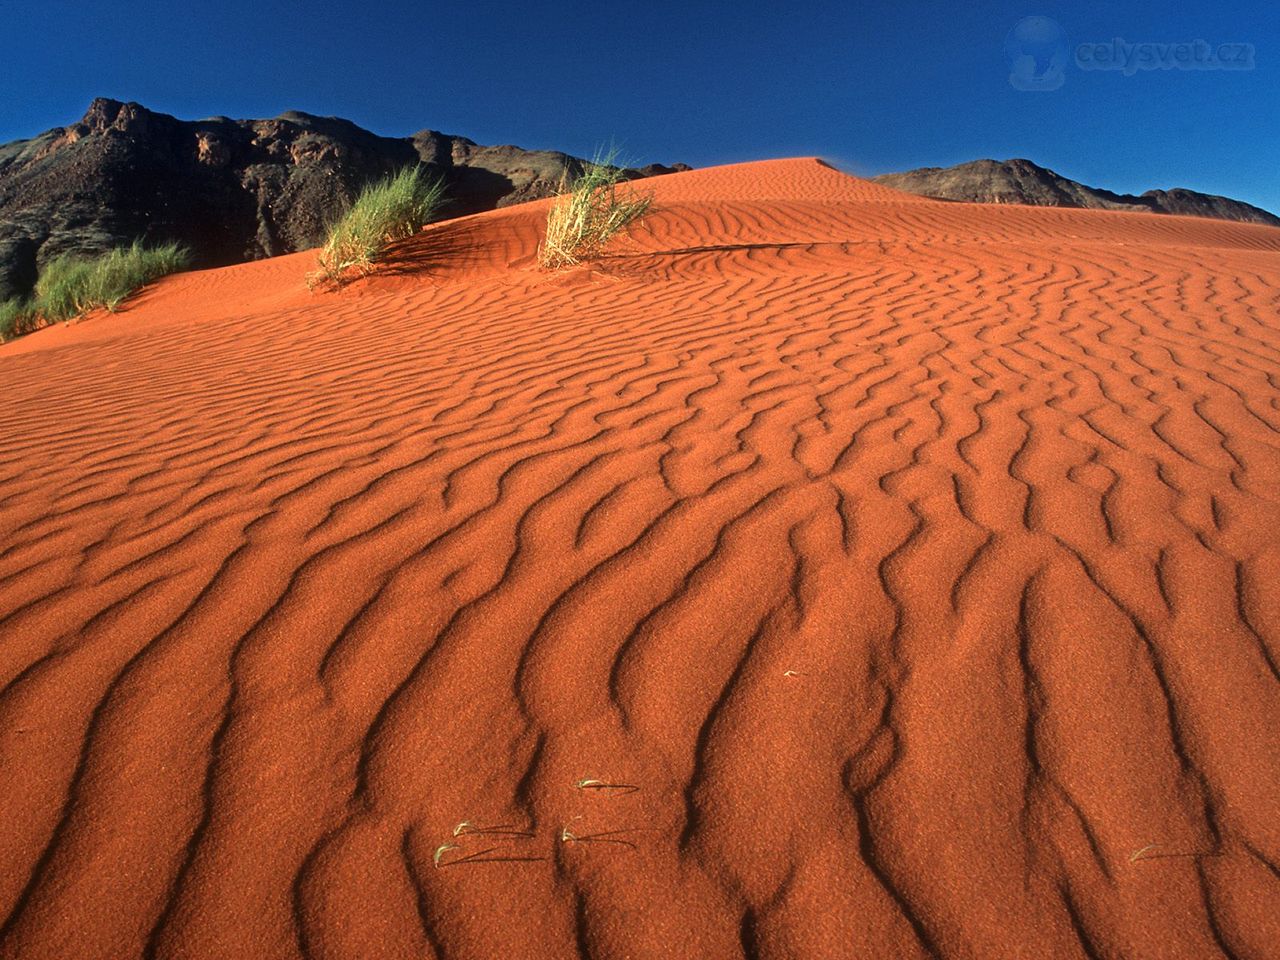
1,0,1276,213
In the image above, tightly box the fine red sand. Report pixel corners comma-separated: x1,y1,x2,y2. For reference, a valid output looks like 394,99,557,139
1,159,1278,959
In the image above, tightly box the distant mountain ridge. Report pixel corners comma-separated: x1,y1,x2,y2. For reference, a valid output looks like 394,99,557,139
873,158,1280,227
0,98,688,301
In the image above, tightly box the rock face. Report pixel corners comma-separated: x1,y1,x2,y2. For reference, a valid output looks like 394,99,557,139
873,158,1280,227
0,99,690,301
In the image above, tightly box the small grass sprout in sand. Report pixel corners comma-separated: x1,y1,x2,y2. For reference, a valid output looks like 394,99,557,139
574,777,639,795
0,241,191,342
433,843,459,868
435,823,544,868
452,820,534,838
309,166,445,289
436,840,517,868
1129,844,1159,863
1127,842,1224,863
559,819,638,849
538,146,652,269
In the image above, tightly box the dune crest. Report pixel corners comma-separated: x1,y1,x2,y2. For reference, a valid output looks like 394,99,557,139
1,158,1278,959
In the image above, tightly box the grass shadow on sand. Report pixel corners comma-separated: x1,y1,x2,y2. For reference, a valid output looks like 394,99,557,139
373,217,496,279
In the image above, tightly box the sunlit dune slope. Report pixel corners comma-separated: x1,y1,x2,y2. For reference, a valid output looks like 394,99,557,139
1,158,1278,960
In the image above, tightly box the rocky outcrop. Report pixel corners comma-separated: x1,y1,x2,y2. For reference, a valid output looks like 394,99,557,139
873,158,1279,227
0,99,689,301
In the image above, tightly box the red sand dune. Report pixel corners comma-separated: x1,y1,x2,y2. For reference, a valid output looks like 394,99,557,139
1,158,1278,959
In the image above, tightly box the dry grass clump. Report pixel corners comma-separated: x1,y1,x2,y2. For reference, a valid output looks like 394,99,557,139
538,147,652,269
1,241,191,342
308,166,445,288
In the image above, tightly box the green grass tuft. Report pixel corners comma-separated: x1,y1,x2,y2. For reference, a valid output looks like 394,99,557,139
37,241,191,321
0,298,38,341
538,146,652,269
0,241,190,343
309,166,446,288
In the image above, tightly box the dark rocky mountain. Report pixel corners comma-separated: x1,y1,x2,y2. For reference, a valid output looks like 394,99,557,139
0,98,689,301
873,158,1280,228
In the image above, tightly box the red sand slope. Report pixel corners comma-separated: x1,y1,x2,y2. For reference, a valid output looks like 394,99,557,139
1,159,1278,959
